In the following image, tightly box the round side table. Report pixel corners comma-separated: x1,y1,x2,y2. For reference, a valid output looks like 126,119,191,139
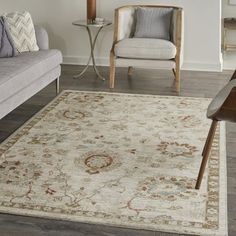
72,20,112,80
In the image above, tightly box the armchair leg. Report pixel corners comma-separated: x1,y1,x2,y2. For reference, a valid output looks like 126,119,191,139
172,69,176,78
195,120,218,189
109,52,116,89
202,123,214,157
175,67,180,93
56,77,60,94
128,67,133,76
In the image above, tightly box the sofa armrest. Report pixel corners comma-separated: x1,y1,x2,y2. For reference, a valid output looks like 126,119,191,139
35,25,49,50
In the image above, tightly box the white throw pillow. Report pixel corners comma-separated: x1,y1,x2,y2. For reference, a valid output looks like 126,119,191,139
4,11,39,53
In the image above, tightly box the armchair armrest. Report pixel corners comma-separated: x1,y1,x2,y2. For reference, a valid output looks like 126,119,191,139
112,6,136,48
171,8,184,67
34,25,49,50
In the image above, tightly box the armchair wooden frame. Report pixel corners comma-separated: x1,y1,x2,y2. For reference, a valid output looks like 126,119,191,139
109,5,183,92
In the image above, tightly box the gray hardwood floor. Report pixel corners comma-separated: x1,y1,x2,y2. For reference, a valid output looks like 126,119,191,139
0,66,235,236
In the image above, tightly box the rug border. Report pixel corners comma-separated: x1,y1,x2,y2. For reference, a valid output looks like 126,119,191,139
0,90,228,236
61,89,212,99
218,122,228,236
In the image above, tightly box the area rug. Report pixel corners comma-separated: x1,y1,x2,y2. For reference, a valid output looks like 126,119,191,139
0,91,227,236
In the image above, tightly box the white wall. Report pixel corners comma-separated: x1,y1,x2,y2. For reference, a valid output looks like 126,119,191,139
0,0,222,71
222,0,236,45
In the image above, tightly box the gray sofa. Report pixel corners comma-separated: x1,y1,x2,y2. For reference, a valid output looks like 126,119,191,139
0,26,62,119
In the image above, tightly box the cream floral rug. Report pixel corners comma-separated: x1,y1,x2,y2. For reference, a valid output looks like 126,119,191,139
0,91,227,236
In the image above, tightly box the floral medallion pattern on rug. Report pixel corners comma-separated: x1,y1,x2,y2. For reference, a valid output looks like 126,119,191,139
0,91,227,236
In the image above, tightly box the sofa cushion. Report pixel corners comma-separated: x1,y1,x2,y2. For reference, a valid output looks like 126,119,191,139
4,11,39,53
0,49,62,103
134,7,173,40
115,38,176,60
0,16,17,58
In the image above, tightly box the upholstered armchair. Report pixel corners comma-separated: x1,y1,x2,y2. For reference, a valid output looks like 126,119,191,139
195,70,236,189
110,5,183,92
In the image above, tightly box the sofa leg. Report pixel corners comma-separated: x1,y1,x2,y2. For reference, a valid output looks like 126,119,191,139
56,77,60,94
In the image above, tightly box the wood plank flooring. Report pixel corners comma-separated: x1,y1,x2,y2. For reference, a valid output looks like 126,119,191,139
0,66,235,236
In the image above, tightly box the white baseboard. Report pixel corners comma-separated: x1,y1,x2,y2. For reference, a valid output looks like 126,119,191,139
63,56,223,72
63,56,109,66
182,53,223,72
181,61,223,72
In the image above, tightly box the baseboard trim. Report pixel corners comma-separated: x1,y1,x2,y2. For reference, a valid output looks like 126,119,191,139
181,61,223,72
63,56,109,66
63,56,223,72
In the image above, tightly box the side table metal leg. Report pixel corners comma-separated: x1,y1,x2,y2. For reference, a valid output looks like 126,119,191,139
73,54,92,79
73,26,94,79
73,27,93,79
87,26,106,80
73,26,106,80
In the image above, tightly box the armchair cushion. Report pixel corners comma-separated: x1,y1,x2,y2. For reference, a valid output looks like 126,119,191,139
134,7,173,40
115,38,176,60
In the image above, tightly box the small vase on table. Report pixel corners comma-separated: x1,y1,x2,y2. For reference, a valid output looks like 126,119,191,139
87,0,96,24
